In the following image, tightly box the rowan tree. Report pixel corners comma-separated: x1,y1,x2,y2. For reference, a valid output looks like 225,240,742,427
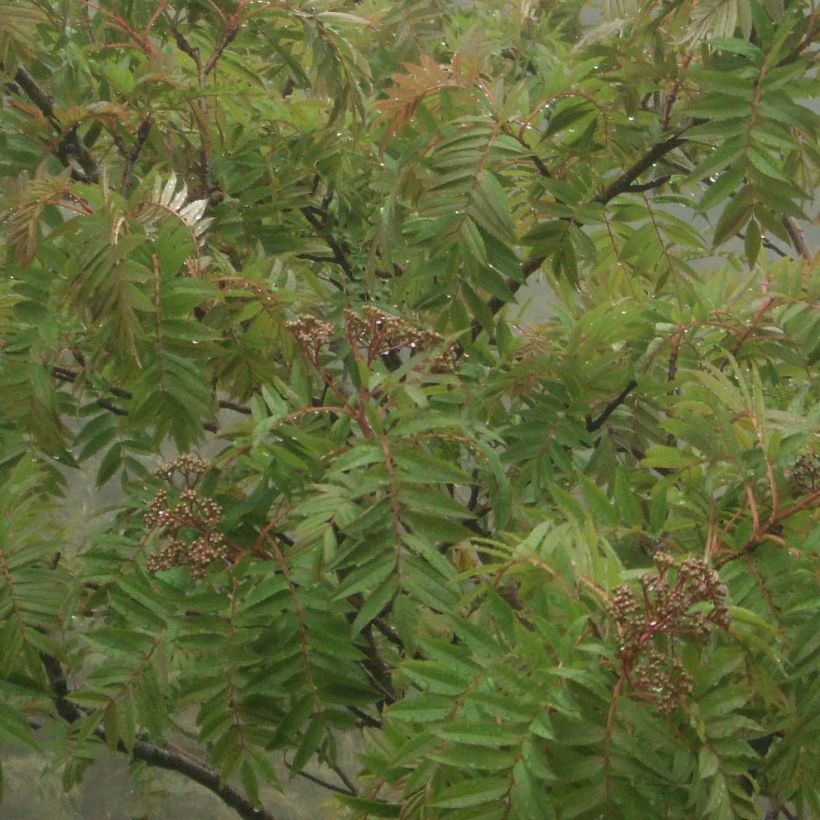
0,1,817,817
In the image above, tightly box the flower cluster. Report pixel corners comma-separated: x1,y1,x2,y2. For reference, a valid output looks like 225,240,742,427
144,456,228,579
609,555,730,714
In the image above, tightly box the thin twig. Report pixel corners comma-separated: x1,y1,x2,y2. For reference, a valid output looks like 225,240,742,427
331,763,359,795
783,216,812,261
204,20,241,76
291,765,356,796
715,489,820,568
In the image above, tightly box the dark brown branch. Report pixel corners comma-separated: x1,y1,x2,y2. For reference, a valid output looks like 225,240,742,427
121,117,154,195
301,206,355,280
349,705,382,728
585,380,638,433
172,28,215,196
51,365,247,431
282,753,358,797
97,397,129,416
126,735,275,819
6,65,98,182
472,136,689,338
593,136,686,205
290,765,356,796
622,175,670,193
529,152,552,179
40,651,84,723
219,399,252,415
754,233,790,258
173,30,202,70
297,253,338,264
330,763,359,795
41,651,275,819
53,365,250,414
204,20,241,76
373,617,404,650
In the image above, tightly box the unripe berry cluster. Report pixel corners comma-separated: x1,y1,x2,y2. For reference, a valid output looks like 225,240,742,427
155,453,210,487
286,308,459,373
344,306,458,372
632,650,693,715
144,456,227,579
285,314,335,350
609,555,730,714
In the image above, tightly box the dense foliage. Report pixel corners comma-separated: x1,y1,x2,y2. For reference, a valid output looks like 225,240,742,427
0,1,818,817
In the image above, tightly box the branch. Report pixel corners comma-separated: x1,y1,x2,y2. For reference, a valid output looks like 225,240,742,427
331,763,359,795
6,65,99,182
97,396,129,416
51,365,251,431
289,765,356,796
593,136,686,205
204,19,242,76
721,296,777,368
121,117,154,195
783,216,812,261
40,651,275,819
173,29,202,71
714,488,820,569
218,399,252,416
585,380,639,433
301,205,355,281
622,175,670,194
474,135,688,336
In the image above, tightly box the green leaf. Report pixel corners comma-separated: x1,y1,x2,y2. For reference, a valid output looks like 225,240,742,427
435,721,524,746
471,171,515,242
337,796,401,817
642,446,701,470
578,475,617,525
0,701,37,751
432,777,510,808
709,38,762,59
713,188,753,247
648,483,668,533
459,218,488,265
614,469,643,526
333,555,396,600
96,443,123,486
387,693,454,723
394,448,471,483
403,662,470,695
496,317,515,356
350,575,397,636
290,717,323,775
744,217,761,266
